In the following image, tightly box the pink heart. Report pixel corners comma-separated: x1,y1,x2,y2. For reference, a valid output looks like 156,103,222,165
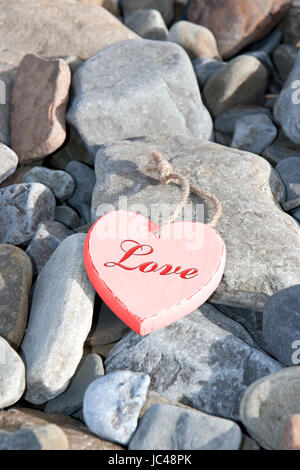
84,210,226,335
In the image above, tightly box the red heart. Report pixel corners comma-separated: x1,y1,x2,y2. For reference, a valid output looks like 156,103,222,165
84,210,226,335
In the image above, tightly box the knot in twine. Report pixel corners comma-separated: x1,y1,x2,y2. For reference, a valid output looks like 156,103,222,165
146,150,222,228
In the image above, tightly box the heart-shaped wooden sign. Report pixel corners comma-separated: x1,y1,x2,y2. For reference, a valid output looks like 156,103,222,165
84,210,226,335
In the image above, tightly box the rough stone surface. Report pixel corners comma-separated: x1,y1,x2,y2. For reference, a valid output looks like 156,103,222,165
11,54,71,163
240,367,300,449
0,407,123,450
87,302,130,346
55,205,80,229
274,50,300,146
21,234,95,405
83,371,150,445
187,0,291,59
125,9,168,40
0,337,25,409
214,106,273,133
273,44,298,82
0,143,18,185
0,245,32,349
66,161,95,224
0,424,69,450
231,114,277,154
193,58,225,89
25,221,72,275
0,183,56,245
203,55,268,117
262,285,300,366
276,157,300,202
129,404,242,450
167,21,221,60
67,39,213,157
45,354,104,415
122,0,174,25
92,135,300,311
23,166,75,201
106,304,282,421
0,0,137,69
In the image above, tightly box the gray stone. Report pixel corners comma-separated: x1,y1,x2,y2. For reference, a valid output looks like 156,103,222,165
83,371,150,445
23,167,75,201
240,367,300,449
244,51,277,79
262,144,300,165
55,205,80,229
66,161,95,224
129,404,242,450
122,0,174,25
0,143,18,185
203,55,268,117
276,157,300,202
106,304,282,420
26,221,72,275
274,50,300,145
262,285,300,365
167,21,221,60
0,245,32,349
45,354,104,415
193,58,225,89
0,424,69,450
214,106,273,133
67,39,213,157
21,234,95,405
87,302,130,346
0,337,25,409
0,183,56,245
231,114,277,154
125,9,168,40
91,135,300,311
250,29,282,55
273,44,298,82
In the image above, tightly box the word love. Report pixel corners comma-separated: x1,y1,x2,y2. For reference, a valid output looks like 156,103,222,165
104,240,199,280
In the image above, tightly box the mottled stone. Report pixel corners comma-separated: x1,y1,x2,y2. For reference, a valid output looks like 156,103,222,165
262,285,300,365
0,337,25,409
125,9,168,40
106,304,282,420
129,404,242,450
67,39,213,157
44,354,104,416
11,54,71,163
187,0,291,59
23,166,75,201
276,157,300,202
0,245,32,349
214,106,273,133
55,206,80,229
193,58,225,89
274,50,300,146
92,135,300,311
231,114,277,154
122,0,174,25
0,183,56,245
203,55,268,117
21,234,95,404
168,21,221,60
25,221,72,275
0,424,69,450
87,302,130,346
83,371,150,445
0,143,18,185
66,161,95,224
273,44,298,82
0,407,123,450
240,367,300,449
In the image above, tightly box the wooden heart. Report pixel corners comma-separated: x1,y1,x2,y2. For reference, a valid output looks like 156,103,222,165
84,210,226,335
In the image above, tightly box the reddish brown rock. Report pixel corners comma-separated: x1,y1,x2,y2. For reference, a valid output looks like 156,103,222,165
283,414,300,450
0,408,124,451
187,0,291,59
11,54,71,163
